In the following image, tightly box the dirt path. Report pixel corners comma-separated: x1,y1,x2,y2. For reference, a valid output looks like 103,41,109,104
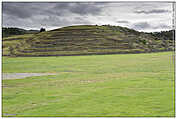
2,73,57,80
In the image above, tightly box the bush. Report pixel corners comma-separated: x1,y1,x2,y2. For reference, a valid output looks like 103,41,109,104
40,28,46,32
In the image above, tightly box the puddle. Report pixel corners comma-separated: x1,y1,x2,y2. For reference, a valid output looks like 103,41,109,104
2,73,57,80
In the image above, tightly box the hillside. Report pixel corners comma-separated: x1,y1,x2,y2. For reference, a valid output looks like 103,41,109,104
2,27,39,37
150,30,175,41
2,25,175,56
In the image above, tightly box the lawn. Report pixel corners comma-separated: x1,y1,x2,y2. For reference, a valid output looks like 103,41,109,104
2,52,175,117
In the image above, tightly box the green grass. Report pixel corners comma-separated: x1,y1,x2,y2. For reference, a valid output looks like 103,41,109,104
2,52,175,117
2,34,34,41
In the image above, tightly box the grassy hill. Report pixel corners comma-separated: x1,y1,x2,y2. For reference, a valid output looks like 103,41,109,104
2,25,175,56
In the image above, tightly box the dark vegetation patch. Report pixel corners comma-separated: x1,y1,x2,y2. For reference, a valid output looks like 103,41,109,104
2,27,39,38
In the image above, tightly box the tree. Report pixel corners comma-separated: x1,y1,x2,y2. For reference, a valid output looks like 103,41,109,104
40,28,46,32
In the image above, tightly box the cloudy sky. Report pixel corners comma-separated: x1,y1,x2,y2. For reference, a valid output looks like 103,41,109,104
2,2,174,32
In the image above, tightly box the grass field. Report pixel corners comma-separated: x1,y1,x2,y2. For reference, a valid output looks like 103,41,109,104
2,52,175,117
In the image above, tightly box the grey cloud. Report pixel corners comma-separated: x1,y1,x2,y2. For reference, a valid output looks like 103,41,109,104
41,16,92,27
48,3,104,16
2,2,105,29
2,3,34,18
117,20,130,23
132,21,171,31
2,2,54,18
132,22,151,30
3,2,104,19
72,17,93,25
154,24,171,29
134,9,170,14
69,3,103,15
2,2,172,32
54,3,71,9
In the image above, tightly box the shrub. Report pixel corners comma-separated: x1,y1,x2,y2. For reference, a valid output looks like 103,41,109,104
40,28,46,32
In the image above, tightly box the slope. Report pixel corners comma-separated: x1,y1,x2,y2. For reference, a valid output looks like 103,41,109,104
2,25,175,56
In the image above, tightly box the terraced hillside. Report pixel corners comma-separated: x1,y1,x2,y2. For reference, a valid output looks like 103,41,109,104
2,25,175,56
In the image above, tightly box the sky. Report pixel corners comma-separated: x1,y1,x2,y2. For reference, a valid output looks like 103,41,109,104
2,2,174,32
